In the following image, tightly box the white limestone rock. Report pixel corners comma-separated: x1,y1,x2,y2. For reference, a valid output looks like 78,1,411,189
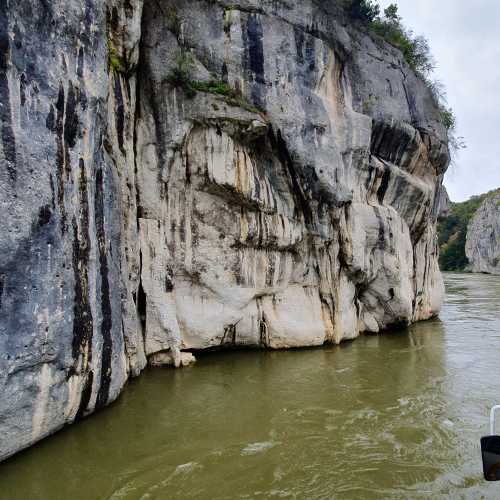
0,0,450,461
466,192,500,274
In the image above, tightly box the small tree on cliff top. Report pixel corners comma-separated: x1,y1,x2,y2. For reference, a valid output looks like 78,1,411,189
348,0,380,23
347,1,466,158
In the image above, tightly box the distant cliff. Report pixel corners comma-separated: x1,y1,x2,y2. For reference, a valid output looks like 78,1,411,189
465,191,500,274
0,0,450,460
438,189,500,271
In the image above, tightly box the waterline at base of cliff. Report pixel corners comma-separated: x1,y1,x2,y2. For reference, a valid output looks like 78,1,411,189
0,273,499,499
0,0,449,460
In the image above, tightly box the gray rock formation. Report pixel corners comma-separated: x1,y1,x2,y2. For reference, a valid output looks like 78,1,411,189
437,186,451,219
466,191,500,274
0,0,450,460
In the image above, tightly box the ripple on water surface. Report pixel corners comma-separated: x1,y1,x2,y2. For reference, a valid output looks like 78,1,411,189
0,272,500,499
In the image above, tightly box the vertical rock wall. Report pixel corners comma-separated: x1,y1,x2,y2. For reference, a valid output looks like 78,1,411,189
466,191,500,274
0,0,450,460
0,0,143,460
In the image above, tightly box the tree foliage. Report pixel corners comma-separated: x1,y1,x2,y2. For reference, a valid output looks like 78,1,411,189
370,4,435,76
346,1,466,155
348,0,380,24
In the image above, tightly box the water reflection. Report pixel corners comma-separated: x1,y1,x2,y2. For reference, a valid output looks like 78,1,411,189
0,273,499,499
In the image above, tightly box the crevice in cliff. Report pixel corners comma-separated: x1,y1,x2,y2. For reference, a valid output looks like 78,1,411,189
137,267,147,342
396,64,417,125
270,128,313,226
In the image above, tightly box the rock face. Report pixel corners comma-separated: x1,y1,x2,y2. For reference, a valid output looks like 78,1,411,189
437,186,451,219
466,192,500,274
0,0,449,460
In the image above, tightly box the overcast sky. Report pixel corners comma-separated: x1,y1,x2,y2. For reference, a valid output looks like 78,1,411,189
378,0,500,202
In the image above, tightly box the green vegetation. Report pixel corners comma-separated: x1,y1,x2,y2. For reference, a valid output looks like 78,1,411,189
166,51,263,113
440,107,455,131
348,0,380,24
166,52,196,96
352,2,436,76
108,40,126,73
346,1,465,157
166,6,182,38
438,189,500,271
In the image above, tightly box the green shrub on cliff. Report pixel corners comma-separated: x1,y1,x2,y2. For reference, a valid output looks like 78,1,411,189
166,52,263,113
347,2,465,155
166,51,196,96
348,0,380,23
370,4,435,76
108,39,126,74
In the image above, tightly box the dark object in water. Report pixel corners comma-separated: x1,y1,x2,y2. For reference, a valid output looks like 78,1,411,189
481,435,500,481
481,406,500,481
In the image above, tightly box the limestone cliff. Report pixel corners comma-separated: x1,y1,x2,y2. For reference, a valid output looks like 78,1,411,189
466,191,500,274
0,0,450,460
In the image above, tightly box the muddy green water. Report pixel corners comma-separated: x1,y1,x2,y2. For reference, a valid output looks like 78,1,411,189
1,273,500,499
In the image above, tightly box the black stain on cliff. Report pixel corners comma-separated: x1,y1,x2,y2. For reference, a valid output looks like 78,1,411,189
0,274,4,310
71,159,94,415
64,81,79,149
38,205,52,226
376,166,391,205
243,14,266,109
50,79,80,233
77,46,84,79
94,167,113,409
294,27,316,88
0,3,17,182
20,73,27,107
271,128,313,226
75,370,94,421
46,104,56,132
55,83,67,231
114,73,125,155
373,206,386,250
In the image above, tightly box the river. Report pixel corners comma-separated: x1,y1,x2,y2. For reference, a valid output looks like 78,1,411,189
1,273,499,499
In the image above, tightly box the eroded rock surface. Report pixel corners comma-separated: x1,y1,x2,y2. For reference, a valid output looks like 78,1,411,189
0,0,449,460
466,191,500,274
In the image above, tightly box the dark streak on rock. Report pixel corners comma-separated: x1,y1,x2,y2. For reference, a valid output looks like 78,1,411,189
0,274,4,309
77,46,84,78
94,167,113,409
294,26,305,66
38,205,52,226
64,81,79,149
376,166,391,205
294,27,316,88
114,73,125,155
373,206,386,250
46,105,56,132
20,73,27,107
75,370,94,421
244,14,266,109
365,163,374,191
124,0,134,18
259,313,268,347
221,323,237,346
71,159,94,413
55,83,67,231
271,128,312,225
165,265,174,293
0,4,17,182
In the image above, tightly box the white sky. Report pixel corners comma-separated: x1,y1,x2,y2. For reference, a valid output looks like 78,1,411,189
378,0,500,202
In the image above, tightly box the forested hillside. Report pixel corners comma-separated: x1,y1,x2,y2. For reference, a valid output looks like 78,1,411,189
438,189,500,270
